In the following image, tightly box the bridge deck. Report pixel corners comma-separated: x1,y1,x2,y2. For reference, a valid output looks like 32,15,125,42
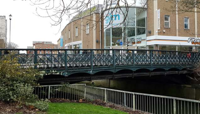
0,49,198,76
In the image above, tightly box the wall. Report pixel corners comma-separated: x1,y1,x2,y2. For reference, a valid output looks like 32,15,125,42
0,16,7,48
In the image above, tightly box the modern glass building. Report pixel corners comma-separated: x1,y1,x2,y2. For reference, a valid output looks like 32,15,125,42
104,7,147,49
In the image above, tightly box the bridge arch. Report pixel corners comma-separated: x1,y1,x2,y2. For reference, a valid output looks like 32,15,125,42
93,71,114,75
67,72,91,77
167,68,181,71
115,69,133,74
134,69,151,73
152,68,166,72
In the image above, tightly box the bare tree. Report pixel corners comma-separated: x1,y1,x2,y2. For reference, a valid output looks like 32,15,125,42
30,0,147,26
7,42,18,49
167,0,200,13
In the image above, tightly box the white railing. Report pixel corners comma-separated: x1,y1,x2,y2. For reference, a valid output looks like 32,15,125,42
34,84,200,114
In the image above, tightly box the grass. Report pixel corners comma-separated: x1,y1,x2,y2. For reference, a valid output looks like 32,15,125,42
47,103,127,114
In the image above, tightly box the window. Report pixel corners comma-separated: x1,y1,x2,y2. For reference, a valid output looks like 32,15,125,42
184,17,189,29
69,30,70,38
75,27,78,36
86,24,89,34
164,15,170,28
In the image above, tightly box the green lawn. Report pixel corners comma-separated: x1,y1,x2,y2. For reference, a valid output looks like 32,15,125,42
48,103,127,114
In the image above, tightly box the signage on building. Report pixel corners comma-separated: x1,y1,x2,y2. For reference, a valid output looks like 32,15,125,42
188,37,200,44
104,9,124,27
60,38,63,47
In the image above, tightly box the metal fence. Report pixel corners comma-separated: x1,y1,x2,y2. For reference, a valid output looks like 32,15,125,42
34,84,200,114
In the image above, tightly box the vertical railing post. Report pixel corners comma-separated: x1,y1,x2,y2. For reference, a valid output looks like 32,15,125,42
173,99,176,114
192,52,195,65
150,50,152,66
51,50,53,69
165,51,167,66
48,86,50,99
0,50,2,57
105,88,107,102
133,93,135,111
124,92,126,107
132,50,135,66
65,50,68,71
178,52,180,66
113,50,115,69
84,85,86,99
91,50,94,71
34,50,37,69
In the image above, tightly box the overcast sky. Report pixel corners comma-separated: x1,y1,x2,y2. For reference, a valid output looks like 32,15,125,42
0,0,139,48
0,0,64,48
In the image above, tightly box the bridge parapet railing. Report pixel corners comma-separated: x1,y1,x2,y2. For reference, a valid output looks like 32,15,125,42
34,84,200,114
0,49,198,72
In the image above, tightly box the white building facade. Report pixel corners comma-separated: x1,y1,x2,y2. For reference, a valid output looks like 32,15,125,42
0,16,7,48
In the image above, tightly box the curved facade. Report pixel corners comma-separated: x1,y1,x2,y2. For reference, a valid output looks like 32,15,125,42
104,7,147,49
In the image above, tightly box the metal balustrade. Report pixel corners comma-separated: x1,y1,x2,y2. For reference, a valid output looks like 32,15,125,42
0,49,199,75
34,84,200,114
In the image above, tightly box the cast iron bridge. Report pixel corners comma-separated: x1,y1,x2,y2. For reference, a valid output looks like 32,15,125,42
0,49,199,76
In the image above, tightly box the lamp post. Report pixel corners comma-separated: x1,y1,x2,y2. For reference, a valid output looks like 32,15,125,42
9,14,12,48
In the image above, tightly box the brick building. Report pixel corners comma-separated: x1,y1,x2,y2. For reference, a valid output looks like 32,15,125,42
61,5,102,49
33,41,57,54
0,16,7,48
61,1,200,51
147,0,200,51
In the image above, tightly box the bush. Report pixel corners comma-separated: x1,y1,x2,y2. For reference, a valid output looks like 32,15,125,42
0,54,42,103
26,99,50,111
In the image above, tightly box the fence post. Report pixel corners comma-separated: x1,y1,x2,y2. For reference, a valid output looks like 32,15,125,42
133,93,135,111
124,92,126,107
48,86,50,99
105,89,107,102
84,86,86,99
173,99,176,114
34,50,37,69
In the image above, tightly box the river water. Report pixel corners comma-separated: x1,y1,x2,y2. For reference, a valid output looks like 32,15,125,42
82,76,200,100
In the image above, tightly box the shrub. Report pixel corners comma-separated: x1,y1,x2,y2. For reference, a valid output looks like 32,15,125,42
26,99,50,111
0,54,42,103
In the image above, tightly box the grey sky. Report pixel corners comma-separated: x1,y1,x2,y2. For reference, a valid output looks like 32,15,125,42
0,0,140,48
0,0,63,48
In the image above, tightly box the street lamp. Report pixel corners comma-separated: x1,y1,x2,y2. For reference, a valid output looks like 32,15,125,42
9,14,12,48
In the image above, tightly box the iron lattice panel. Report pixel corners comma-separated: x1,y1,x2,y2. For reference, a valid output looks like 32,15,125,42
134,53,150,65
152,53,166,65
93,54,113,67
18,54,34,68
165,52,179,65
50,54,65,68
115,53,133,66
179,52,193,65
67,54,91,68
193,53,200,64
